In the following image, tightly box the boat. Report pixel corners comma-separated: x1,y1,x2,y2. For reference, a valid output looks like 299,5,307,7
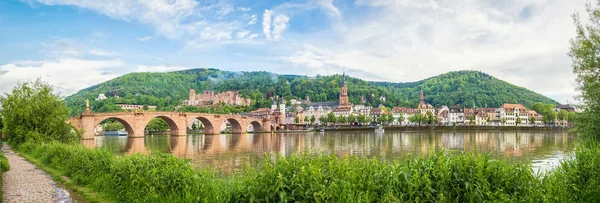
103,130,128,136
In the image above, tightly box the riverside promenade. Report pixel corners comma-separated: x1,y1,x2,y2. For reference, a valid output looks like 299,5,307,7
2,143,72,203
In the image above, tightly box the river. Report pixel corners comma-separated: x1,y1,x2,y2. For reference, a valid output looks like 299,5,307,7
82,130,576,174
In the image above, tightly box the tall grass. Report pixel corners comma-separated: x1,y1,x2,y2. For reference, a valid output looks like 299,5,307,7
0,150,9,200
17,141,563,203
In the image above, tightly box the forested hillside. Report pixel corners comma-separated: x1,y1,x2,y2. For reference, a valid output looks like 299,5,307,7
65,69,559,116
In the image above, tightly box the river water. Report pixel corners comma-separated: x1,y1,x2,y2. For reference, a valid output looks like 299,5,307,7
82,130,576,174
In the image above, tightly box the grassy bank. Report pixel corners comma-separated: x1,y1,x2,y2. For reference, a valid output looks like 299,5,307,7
17,141,600,203
0,149,9,200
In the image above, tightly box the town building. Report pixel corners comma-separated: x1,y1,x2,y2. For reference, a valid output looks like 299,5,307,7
392,107,420,125
555,104,577,112
464,108,475,125
527,110,543,126
449,105,464,125
183,89,251,107
417,89,435,115
437,106,450,126
498,103,529,126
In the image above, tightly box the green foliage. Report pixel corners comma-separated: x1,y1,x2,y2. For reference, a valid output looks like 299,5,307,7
529,117,536,125
357,114,366,124
0,151,9,173
310,115,316,124
531,102,557,125
376,114,387,124
0,79,80,146
319,116,327,125
145,118,170,132
543,145,600,202
326,112,337,124
516,117,522,125
65,69,559,116
102,121,125,131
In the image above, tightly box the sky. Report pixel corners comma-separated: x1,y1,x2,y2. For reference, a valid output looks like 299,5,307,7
0,0,588,104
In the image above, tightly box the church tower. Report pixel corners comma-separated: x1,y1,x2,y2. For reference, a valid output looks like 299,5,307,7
339,69,350,107
419,89,424,105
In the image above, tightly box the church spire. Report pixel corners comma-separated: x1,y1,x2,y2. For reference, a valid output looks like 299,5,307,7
341,68,346,87
419,89,424,105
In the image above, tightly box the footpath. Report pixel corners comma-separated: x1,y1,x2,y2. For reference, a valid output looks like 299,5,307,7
2,143,73,203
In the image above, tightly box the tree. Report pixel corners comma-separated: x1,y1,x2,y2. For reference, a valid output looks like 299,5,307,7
143,104,149,111
377,115,387,124
191,122,198,130
558,110,568,121
529,117,536,126
294,116,300,124
319,116,327,125
357,114,366,124
304,116,309,124
338,115,348,125
468,115,475,125
365,116,374,124
327,112,337,124
409,114,424,126
348,114,357,124
502,118,507,126
569,2,600,142
387,114,395,126
0,79,80,145
145,118,169,132
426,112,435,125
310,115,316,125
397,114,405,126
516,117,522,126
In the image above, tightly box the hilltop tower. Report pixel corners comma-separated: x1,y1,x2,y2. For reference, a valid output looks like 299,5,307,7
189,89,196,101
339,69,350,107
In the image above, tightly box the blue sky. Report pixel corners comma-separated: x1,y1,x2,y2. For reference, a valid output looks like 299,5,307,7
0,0,588,104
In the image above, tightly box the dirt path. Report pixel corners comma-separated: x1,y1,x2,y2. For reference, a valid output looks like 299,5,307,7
2,143,73,203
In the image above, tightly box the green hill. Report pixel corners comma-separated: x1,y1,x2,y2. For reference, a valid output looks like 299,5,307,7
64,69,559,116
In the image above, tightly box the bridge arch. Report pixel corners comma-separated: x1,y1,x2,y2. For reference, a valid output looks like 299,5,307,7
142,116,181,136
225,118,244,134
249,121,263,132
194,116,217,135
95,117,135,137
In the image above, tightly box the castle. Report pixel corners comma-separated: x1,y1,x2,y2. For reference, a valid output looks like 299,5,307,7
183,89,252,107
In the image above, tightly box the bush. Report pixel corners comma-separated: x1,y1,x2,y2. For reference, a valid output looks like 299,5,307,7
0,79,80,146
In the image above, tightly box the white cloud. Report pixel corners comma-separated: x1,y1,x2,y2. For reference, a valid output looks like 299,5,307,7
236,30,250,38
136,36,153,41
237,6,251,11
0,58,124,96
32,0,254,47
248,14,257,25
282,0,587,103
248,33,258,39
262,10,289,41
262,10,273,40
271,14,290,40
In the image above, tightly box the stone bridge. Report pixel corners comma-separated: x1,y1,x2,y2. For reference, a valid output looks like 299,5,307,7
69,111,276,140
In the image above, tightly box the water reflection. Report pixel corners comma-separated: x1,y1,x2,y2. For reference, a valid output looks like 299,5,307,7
87,130,576,173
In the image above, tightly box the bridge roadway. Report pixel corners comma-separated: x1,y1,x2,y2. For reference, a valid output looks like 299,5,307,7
68,111,276,140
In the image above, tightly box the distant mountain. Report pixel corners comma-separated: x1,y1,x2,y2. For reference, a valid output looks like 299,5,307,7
65,69,559,116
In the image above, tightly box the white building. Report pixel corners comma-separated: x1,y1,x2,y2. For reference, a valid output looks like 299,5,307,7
498,104,529,126
96,94,107,100
449,105,464,125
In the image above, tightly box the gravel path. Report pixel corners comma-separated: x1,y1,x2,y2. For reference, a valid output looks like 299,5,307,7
2,143,73,203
